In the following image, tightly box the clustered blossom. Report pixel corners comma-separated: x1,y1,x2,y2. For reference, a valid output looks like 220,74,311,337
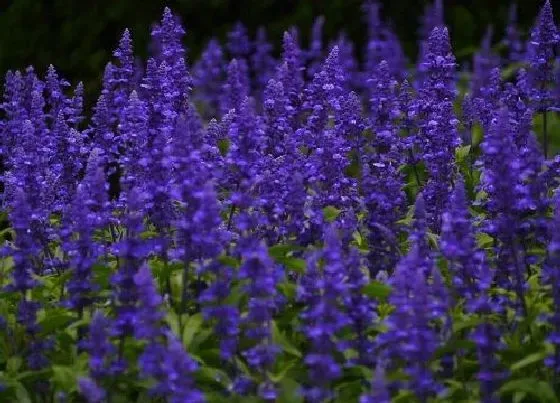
2,2,560,402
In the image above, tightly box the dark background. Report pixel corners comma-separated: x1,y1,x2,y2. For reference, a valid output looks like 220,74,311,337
0,0,551,101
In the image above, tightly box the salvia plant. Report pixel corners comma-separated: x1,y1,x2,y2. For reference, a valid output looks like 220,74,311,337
2,1,560,402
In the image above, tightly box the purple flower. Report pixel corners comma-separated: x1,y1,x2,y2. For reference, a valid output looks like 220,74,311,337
544,192,560,373
467,261,506,403
441,176,480,300
133,265,164,340
221,59,249,115
251,27,276,95
298,225,350,402
501,4,524,64
80,311,115,380
528,0,559,112
151,7,192,104
471,27,500,97
199,261,240,360
62,150,109,313
111,29,135,114
306,16,325,79
193,39,225,116
276,31,304,114
377,247,445,400
238,241,280,372
360,365,391,403
417,26,460,231
78,377,106,403
479,107,529,313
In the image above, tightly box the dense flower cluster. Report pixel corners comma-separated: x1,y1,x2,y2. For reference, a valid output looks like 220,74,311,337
1,2,560,402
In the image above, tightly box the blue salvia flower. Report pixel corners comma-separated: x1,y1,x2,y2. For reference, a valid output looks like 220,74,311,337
159,332,205,403
226,22,251,93
331,32,360,90
307,16,325,79
361,150,406,279
133,264,165,340
528,0,559,114
110,188,151,349
276,31,304,115
527,0,559,159
362,1,405,78
193,39,225,117
1,70,27,167
471,26,500,98
64,81,85,129
251,27,276,96
298,225,350,402
409,193,431,268
441,176,480,301
360,365,391,403
544,192,560,373
151,7,192,105
368,60,402,153
133,265,204,402
6,189,53,371
221,59,249,115
111,29,135,114
479,107,529,313
118,90,149,196
45,64,70,123
342,244,376,365
62,150,109,314
378,247,445,400
466,259,505,403
223,98,267,235
502,4,524,64
78,377,106,403
417,0,444,84
80,311,115,380
418,26,460,231
475,67,503,129
238,240,281,400
199,260,240,361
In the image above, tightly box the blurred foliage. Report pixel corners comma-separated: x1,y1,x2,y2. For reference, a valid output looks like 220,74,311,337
0,0,545,104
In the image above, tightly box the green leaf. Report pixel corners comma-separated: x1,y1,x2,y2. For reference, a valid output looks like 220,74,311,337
268,361,296,383
195,366,231,387
218,255,240,268
218,138,230,156
452,316,483,334
513,392,528,403
7,356,22,374
510,350,547,372
278,283,297,300
166,312,181,336
92,263,113,288
323,205,341,223
38,311,75,335
471,124,483,147
269,244,302,259
52,365,78,392
276,257,306,274
455,145,471,163
278,378,304,403
427,232,439,249
272,321,301,358
182,313,204,348
362,282,391,300
14,383,32,403
499,378,558,402
476,232,494,249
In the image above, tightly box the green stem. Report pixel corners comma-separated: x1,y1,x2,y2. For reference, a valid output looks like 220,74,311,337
543,110,548,159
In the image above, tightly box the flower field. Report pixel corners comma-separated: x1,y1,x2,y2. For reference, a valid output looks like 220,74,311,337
1,1,560,402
